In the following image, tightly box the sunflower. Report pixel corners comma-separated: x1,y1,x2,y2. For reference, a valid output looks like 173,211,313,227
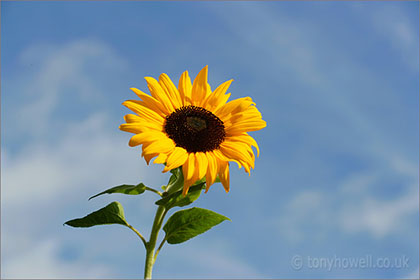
120,66,266,195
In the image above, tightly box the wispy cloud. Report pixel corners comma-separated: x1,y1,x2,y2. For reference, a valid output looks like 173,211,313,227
1,39,157,278
276,166,418,243
7,39,128,140
372,4,418,71
339,185,418,238
2,239,112,278
156,238,265,278
213,3,418,242
2,39,148,208
351,2,419,71
2,113,144,207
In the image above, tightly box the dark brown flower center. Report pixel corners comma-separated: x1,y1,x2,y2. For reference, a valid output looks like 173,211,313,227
164,105,225,153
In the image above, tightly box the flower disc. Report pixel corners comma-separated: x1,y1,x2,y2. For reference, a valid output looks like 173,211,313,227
164,105,225,153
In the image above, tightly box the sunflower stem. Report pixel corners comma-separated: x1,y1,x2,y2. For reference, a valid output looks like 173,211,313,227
144,205,166,279
154,235,167,260
145,186,163,197
126,223,147,248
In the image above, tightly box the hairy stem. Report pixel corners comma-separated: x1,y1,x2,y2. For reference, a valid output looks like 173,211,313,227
126,223,147,248
144,205,166,279
145,187,163,197
154,235,167,260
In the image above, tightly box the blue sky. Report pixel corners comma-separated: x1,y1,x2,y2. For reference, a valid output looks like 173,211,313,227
1,1,419,279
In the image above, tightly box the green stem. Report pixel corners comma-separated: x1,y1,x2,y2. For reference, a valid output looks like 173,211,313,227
126,223,147,248
144,206,167,279
145,187,163,197
154,235,167,259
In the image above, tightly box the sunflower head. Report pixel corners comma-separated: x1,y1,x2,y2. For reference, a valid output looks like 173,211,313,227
120,66,266,195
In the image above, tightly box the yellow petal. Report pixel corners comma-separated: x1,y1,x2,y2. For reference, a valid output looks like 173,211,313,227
213,148,230,162
182,185,192,196
159,73,182,109
124,114,142,123
224,109,263,126
130,88,168,116
122,115,163,133
145,77,175,113
203,79,233,111
182,153,199,195
220,141,253,173
215,97,255,121
182,153,195,182
214,147,242,169
211,93,231,114
178,70,192,106
225,120,267,135
223,110,263,130
195,152,208,181
213,79,233,98
119,123,141,134
225,134,260,157
120,122,162,134
129,131,167,147
142,137,175,155
191,66,210,106
218,160,230,192
143,153,158,165
154,153,168,164
205,151,218,193
122,100,164,125
163,147,188,172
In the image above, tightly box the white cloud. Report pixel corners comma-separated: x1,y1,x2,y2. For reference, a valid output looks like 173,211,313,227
276,190,332,244
12,39,128,138
277,167,418,242
157,239,265,278
339,183,418,238
210,3,326,89
213,4,418,243
2,239,112,278
2,38,154,208
339,172,377,195
353,3,419,71
373,5,417,59
391,155,419,177
337,155,419,238
2,113,146,207
1,39,156,278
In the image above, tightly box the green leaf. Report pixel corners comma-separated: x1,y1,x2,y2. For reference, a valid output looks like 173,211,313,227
163,207,230,244
89,183,147,200
155,183,205,209
64,201,128,227
165,167,220,193
165,167,184,193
